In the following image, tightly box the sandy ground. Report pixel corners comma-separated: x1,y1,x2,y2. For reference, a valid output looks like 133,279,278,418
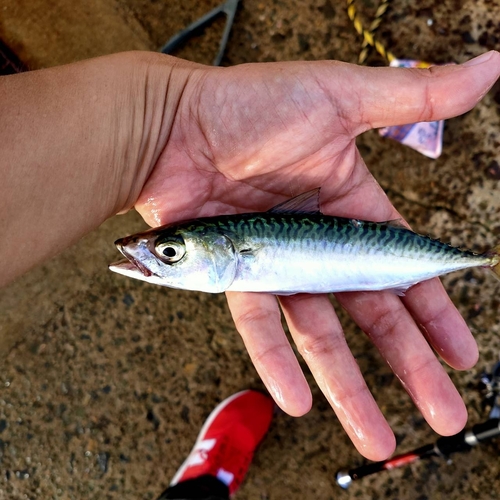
1,0,500,498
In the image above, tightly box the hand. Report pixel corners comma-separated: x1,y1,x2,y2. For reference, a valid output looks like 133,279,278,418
135,51,499,460
3,50,497,460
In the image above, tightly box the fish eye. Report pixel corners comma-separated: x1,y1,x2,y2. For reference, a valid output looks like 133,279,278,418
154,240,186,263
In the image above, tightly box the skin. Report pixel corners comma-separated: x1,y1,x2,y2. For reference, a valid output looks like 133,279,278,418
1,50,499,461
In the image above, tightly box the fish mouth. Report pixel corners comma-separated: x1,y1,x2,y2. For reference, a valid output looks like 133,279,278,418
109,258,150,277
109,240,153,278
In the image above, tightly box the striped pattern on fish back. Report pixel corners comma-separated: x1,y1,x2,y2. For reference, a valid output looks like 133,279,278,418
187,213,475,263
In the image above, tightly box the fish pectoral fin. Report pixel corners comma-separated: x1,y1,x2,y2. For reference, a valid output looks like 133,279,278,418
238,243,262,257
268,188,321,214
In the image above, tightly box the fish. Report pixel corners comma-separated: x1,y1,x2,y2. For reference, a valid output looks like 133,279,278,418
109,189,500,295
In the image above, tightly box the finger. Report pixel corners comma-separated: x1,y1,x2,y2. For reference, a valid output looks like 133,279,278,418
226,291,312,417
280,294,395,461
336,291,468,436
402,278,478,370
330,50,500,132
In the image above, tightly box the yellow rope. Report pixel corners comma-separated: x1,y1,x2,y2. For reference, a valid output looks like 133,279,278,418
346,0,396,64
359,0,391,63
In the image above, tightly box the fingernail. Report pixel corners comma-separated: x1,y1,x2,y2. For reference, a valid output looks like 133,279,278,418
462,51,494,67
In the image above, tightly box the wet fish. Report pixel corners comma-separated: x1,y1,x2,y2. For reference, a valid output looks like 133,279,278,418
109,189,500,294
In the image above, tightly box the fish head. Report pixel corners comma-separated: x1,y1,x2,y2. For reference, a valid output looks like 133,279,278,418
109,224,238,293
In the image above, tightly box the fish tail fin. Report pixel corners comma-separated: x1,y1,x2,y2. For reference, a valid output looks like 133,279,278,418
488,245,500,280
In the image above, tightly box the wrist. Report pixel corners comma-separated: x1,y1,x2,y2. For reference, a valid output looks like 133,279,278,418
0,51,197,286
112,52,197,216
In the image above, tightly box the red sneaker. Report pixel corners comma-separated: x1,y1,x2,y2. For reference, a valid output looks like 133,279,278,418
170,390,274,495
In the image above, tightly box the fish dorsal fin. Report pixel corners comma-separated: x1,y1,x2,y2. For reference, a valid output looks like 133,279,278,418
268,188,321,214
382,219,408,229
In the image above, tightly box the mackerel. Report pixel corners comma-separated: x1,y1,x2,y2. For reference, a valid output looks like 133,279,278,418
109,189,500,294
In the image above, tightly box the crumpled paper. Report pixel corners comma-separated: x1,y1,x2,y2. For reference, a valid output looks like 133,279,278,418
379,59,444,159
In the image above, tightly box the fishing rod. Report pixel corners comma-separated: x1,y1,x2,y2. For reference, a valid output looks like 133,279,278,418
336,418,500,488
336,361,500,489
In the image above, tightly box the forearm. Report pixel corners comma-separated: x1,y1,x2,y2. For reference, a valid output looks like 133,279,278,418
0,51,189,287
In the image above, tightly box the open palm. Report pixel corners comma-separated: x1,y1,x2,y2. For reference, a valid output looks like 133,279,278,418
135,53,500,460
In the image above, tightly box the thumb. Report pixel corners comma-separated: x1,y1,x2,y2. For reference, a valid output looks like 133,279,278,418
335,51,500,132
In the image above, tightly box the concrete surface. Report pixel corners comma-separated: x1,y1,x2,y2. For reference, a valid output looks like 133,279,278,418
1,0,500,499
